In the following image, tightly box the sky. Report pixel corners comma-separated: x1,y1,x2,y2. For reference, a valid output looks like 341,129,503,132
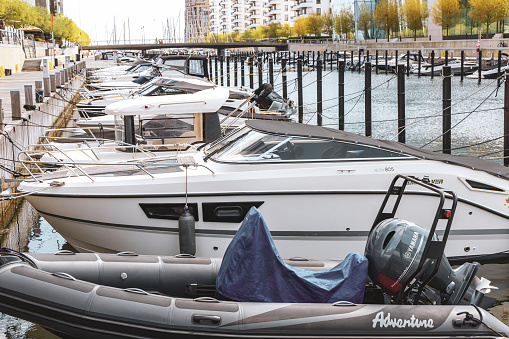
64,0,186,44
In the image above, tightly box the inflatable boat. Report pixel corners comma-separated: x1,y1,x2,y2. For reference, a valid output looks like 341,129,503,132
0,176,506,338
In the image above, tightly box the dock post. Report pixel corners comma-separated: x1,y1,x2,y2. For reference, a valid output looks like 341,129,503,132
0,99,3,132
317,59,323,126
358,49,362,73
351,50,354,71
330,50,333,70
460,51,464,82
418,50,422,77
445,50,448,66
281,58,287,99
268,58,274,87
226,56,230,87
241,58,245,87
234,57,238,87
365,62,372,137
297,58,303,123
431,50,435,79
214,57,218,85
43,77,50,97
220,56,224,86
338,60,345,130
478,50,482,84
35,80,43,103
55,72,61,89
249,58,254,89
397,64,405,143
406,50,410,76
10,91,21,120
443,65,452,154
498,50,502,86
258,57,263,86
504,69,509,166
375,50,379,75
209,58,213,82
385,50,388,74
50,74,56,92
24,85,34,112
64,68,69,83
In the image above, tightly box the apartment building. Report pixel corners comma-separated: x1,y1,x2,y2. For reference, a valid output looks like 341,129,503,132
204,0,330,38
185,0,210,41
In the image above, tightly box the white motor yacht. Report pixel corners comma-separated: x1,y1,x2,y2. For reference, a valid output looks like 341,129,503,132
18,120,509,262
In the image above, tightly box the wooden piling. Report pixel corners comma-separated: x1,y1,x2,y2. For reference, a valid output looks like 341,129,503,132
257,57,263,87
338,60,345,131
365,62,372,137
498,50,502,85
443,65,452,154
241,58,245,87
317,59,322,126
220,56,224,86
385,50,388,74
406,50,410,76
460,51,464,82
397,64,405,143
375,50,379,75
268,58,274,87
281,58,287,99
214,57,218,85
43,77,50,97
431,51,435,79
297,58,303,123
249,58,254,89
35,80,43,103
234,57,238,87
50,74,56,92
23,85,34,111
418,50,422,77
478,50,482,84
10,91,21,120
226,56,230,87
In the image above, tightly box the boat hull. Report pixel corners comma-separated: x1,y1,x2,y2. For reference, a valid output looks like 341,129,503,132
23,160,509,262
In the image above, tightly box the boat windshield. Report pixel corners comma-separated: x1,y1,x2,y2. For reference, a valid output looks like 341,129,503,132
138,84,191,97
209,130,410,163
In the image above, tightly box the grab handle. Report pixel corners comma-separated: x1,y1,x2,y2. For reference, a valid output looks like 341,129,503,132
192,314,221,325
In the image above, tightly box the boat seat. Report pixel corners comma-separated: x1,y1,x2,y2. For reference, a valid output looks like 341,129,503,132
216,207,368,304
321,145,346,159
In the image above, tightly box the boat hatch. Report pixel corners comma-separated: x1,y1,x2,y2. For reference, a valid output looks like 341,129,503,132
460,177,507,193
209,130,411,163
140,203,199,221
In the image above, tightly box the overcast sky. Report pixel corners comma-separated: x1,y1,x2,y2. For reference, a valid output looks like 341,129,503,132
64,0,186,44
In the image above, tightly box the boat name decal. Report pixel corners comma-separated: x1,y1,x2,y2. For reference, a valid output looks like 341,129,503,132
372,311,434,329
407,178,443,185
404,231,419,259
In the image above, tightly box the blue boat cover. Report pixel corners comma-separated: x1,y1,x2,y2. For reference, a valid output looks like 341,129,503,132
216,207,368,303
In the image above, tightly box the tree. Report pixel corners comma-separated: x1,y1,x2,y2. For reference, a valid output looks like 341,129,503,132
374,0,400,41
306,13,324,36
469,0,509,36
263,22,282,38
334,8,354,41
402,0,429,40
322,12,335,36
293,16,308,36
431,0,461,37
277,23,292,38
357,3,373,40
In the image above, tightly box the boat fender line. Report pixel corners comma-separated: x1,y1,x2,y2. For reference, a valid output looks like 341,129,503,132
455,305,507,337
0,247,37,268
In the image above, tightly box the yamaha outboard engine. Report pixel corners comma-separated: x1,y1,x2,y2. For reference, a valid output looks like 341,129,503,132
251,83,293,114
365,218,481,305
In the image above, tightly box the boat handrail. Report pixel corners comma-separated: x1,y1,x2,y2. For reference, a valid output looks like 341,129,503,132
18,148,214,184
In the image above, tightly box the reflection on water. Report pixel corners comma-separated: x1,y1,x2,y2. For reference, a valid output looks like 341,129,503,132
0,69,507,337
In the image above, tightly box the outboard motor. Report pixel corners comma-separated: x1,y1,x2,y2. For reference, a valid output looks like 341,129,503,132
251,83,293,114
365,218,482,306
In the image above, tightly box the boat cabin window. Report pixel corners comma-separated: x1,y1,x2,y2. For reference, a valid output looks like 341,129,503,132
163,59,187,67
115,114,198,150
127,65,150,74
139,85,191,97
189,59,205,76
209,130,409,162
